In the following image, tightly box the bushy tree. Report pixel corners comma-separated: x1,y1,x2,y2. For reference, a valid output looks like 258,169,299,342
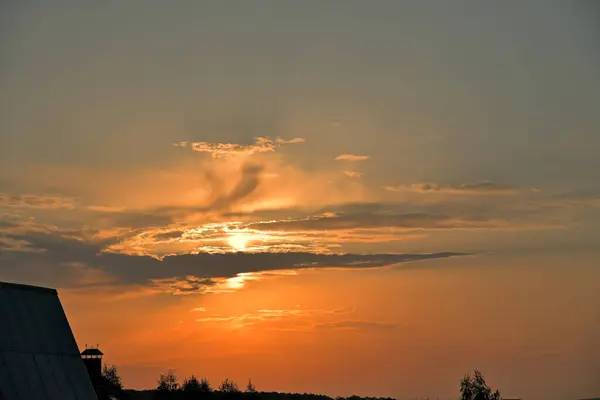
246,379,257,393
219,378,240,393
460,370,501,400
102,364,123,390
157,369,180,392
199,377,213,393
183,375,202,393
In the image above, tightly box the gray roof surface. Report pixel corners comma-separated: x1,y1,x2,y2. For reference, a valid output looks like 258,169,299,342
0,281,98,400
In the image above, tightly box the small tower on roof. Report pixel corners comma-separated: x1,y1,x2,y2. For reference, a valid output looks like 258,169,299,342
81,345,104,387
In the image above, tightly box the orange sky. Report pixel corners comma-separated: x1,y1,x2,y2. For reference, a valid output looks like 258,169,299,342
1,2,599,400
60,252,599,399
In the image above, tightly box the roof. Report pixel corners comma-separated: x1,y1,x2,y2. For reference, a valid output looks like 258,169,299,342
0,281,57,295
0,281,98,400
81,348,104,356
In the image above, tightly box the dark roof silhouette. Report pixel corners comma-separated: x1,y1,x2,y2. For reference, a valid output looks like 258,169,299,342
81,348,104,356
0,281,98,400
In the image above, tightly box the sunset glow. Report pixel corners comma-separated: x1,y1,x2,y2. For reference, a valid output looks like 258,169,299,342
227,234,251,251
1,3,599,400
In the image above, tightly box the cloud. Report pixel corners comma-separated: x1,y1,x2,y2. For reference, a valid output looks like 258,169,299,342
86,205,126,213
343,171,363,179
276,138,305,144
0,215,94,240
95,194,563,257
2,142,368,228
194,307,395,333
0,220,466,291
334,154,370,161
0,236,44,253
148,276,219,295
245,212,522,232
86,161,269,229
313,320,398,331
208,163,264,210
196,309,308,323
0,193,76,209
546,192,600,208
112,251,464,287
383,181,518,195
174,137,304,159
104,221,426,257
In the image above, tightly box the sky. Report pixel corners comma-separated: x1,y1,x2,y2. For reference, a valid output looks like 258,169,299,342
1,1,599,399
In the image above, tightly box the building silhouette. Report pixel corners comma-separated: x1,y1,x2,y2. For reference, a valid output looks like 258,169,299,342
0,281,98,400
82,347,104,388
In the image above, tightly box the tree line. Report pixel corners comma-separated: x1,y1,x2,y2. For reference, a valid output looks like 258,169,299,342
155,370,255,396
96,365,503,400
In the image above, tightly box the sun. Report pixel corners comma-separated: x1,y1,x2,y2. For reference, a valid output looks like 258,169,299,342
227,234,250,251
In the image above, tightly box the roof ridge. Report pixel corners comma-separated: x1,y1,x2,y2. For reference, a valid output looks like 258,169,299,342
0,281,57,294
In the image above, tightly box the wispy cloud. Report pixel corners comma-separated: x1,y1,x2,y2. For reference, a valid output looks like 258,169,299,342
0,194,76,209
208,163,264,210
86,205,126,213
86,161,269,230
149,276,219,295
196,309,307,323
383,181,518,195
334,154,370,161
245,211,543,233
174,137,305,159
546,192,600,208
196,307,354,325
313,320,398,331
0,236,45,253
343,171,363,179
194,307,394,333
277,138,306,144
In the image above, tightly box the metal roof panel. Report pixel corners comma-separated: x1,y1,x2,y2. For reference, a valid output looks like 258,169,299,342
0,281,98,400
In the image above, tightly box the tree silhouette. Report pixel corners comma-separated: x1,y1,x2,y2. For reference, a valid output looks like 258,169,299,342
128,370,505,400
246,379,257,393
157,369,180,392
101,364,123,390
219,378,240,393
183,375,202,393
199,377,212,393
460,370,501,400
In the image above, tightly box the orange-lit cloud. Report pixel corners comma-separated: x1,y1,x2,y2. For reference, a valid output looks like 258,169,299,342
0,215,466,291
103,223,424,257
4,140,365,221
313,320,398,331
196,309,308,323
343,171,363,179
192,306,394,333
0,135,585,301
174,137,305,159
190,306,396,334
334,154,370,161
86,205,126,213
